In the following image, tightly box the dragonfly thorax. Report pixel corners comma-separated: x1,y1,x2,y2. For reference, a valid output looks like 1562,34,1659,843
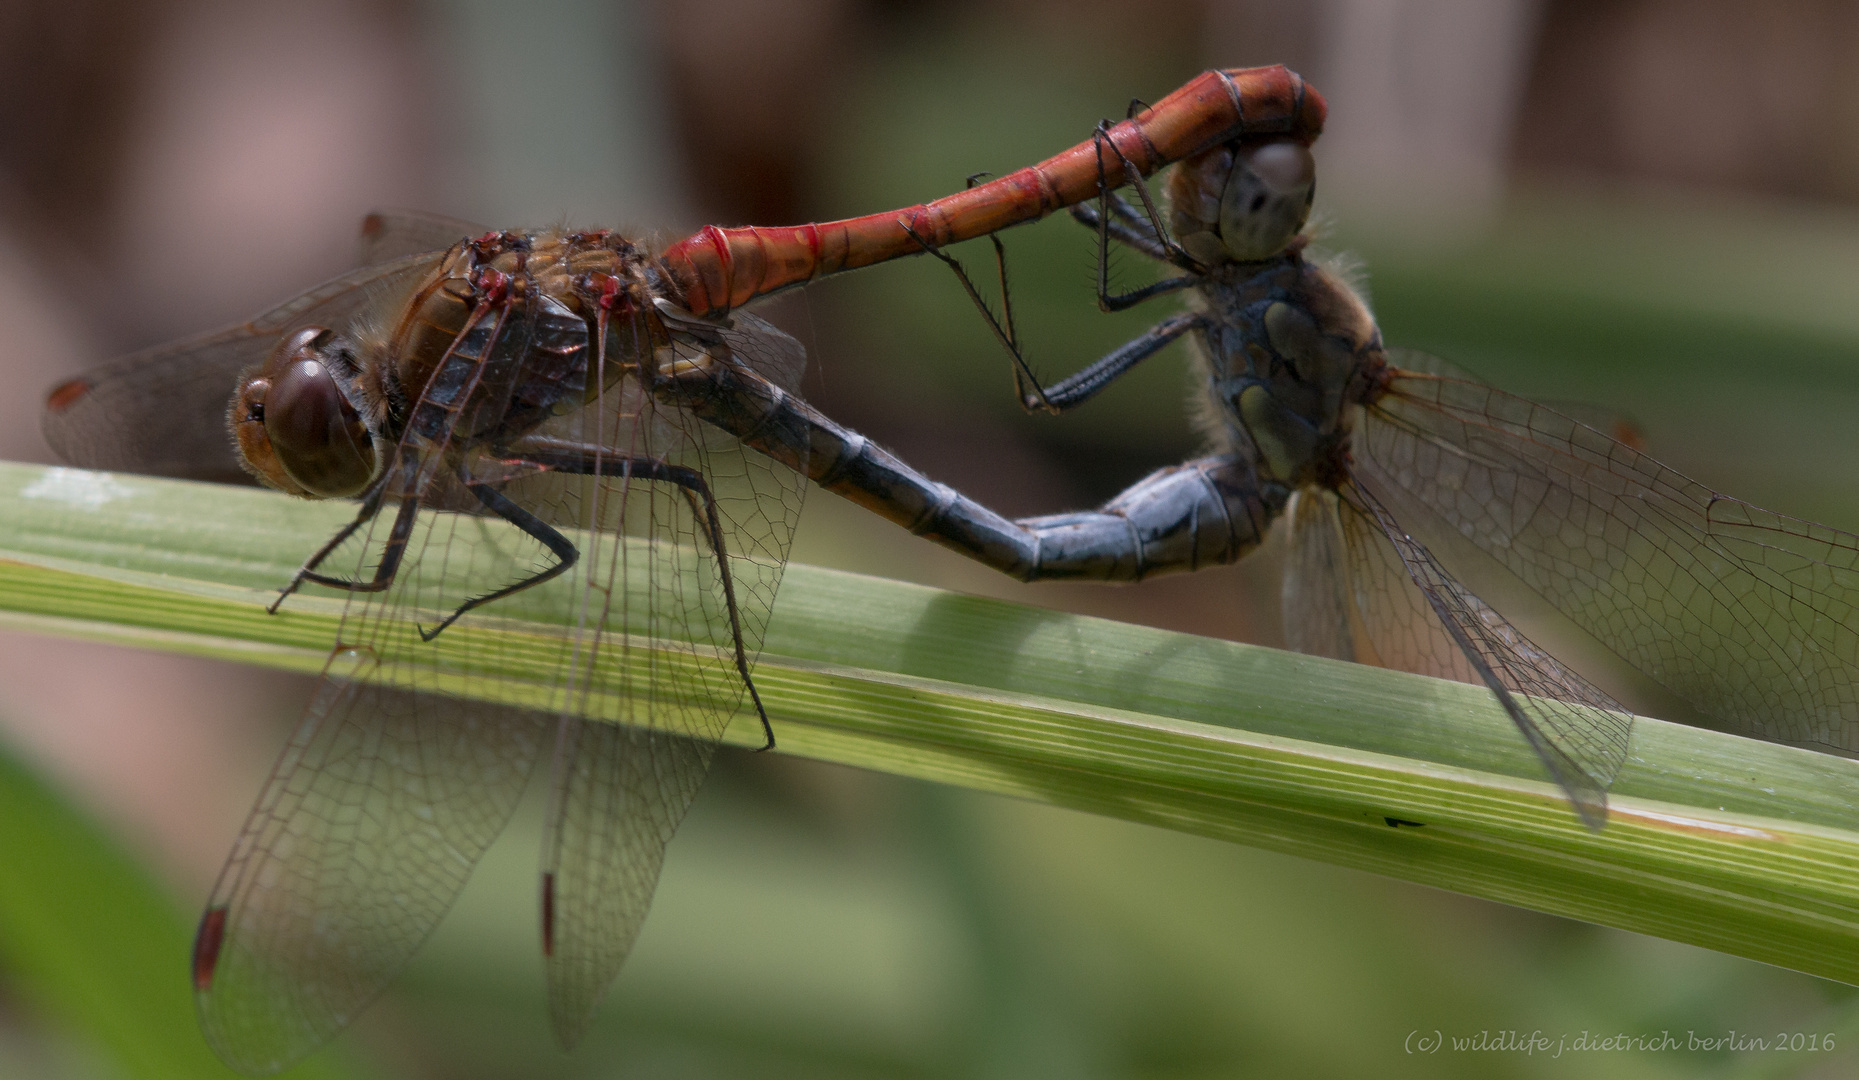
1195,253,1384,492
381,231,664,441
1168,136,1369,492
228,229,673,500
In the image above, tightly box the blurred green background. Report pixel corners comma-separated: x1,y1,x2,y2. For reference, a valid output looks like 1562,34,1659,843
7,0,1859,1076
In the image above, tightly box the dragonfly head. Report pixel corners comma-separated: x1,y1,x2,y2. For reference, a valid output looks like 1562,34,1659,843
1168,139,1315,265
229,326,379,499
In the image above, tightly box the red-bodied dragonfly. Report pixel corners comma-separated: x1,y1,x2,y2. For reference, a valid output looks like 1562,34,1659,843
40,66,1323,1074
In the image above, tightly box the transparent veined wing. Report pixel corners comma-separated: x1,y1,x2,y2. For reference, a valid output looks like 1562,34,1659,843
354,209,487,268
1366,347,1859,754
1281,487,1356,662
191,679,551,1074
43,252,442,483
1343,473,1632,826
532,311,807,1045
1280,478,1632,825
193,302,809,1069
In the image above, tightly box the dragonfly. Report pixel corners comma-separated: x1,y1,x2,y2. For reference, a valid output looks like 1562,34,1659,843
888,111,1859,831
39,66,1324,1074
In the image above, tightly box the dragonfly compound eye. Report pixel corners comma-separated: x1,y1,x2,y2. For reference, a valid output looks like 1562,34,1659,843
264,357,377,498
228,326,377,499
1216,140,1315,262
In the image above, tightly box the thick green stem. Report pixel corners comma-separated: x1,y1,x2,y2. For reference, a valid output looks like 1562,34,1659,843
1,460,1856,986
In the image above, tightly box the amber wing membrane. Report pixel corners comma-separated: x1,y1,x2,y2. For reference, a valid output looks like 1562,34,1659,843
1341,476,1632,826
1366,348,1859,754
1281,489,1356,662
1281,481,1631,823
44,211,478,485
193,310,807,1070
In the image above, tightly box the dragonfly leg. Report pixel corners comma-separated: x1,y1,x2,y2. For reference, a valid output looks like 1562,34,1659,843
1085,120,1204,291
1107,187,1163,230
670,360,1279,582
1094,273,1196,311
1076,129,1199,313
495,441,777,751
906,144,1200,413
415,481,579,642
898,202,1052,413
1070,194,1173,261
1034,313,1205,411
899,221,1203,414
269,483,418,612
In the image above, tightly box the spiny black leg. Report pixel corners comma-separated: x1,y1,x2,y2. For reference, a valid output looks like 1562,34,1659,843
1071,197,1171,261
1070,198,1197,304
898,219,1054,413
1078,188,1176,251
1105,189,1156,229
1087,123,1202,312
897,133,1210,415
269,482,418,612
502,447,777,751
1035,312,1206,411
897,170,1048,410
1097,119,1197,272
1083,124,1167,311
672,479,774,752
295,496,418,595
899,217,1203,415
960,172,1022,380
417,480,580,641
1123,276,1200,305
1088,122,1117,307
269,482,385,611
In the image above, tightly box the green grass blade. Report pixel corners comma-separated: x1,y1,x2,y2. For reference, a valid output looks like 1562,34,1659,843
0,459,1856,992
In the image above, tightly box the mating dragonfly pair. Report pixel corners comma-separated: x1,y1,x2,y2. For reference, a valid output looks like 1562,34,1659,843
40,64,1859,1073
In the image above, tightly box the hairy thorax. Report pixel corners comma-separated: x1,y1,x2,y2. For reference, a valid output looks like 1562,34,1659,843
1189,247,1387,495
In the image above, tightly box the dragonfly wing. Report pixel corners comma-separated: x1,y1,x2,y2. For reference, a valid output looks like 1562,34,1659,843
355,209,487,267
1342,474,1632,828
1281,487,1356,661
189,300,572,1072
43,254,441,482
1370,348,1859,754
1330,487,1478,682
409,300,808,1043
725,311,808,393
1394,343,1654,453
540,721,712,1047
526,321,808,1045
1283,482,1511,687
195,273,807,1066
193,675,548,1074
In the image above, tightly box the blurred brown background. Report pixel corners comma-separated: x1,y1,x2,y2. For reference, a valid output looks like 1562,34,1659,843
6,0,1859,1077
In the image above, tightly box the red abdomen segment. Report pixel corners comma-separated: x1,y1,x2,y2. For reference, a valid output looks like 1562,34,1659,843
658,65,1326,317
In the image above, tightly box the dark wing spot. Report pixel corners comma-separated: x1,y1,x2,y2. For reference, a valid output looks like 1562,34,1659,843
45,378,91,413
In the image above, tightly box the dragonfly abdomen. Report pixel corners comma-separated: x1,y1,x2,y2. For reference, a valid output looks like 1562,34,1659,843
666,351,1278,582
